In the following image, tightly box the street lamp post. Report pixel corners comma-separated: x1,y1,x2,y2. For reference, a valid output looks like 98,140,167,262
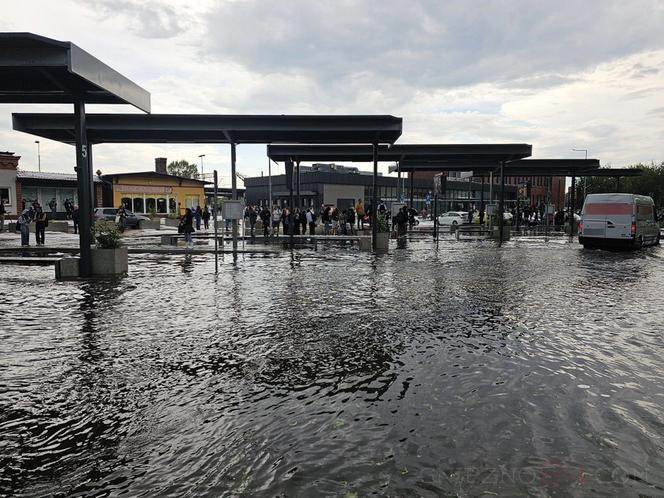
35,140,41,172
198,154,205,180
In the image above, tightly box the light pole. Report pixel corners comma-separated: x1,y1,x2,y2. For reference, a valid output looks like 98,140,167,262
572,148,588,201
198,154,205,180
35,140,41,172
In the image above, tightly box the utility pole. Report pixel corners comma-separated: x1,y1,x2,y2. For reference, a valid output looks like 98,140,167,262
198,154,205,181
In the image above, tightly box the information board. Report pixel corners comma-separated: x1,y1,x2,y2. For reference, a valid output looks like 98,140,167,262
222,200,245,220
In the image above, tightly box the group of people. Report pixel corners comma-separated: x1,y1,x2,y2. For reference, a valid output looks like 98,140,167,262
250,200,372,239
14,199,80,246
177,205,212,247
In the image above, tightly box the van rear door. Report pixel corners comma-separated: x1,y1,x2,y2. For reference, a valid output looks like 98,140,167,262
583,202,633,239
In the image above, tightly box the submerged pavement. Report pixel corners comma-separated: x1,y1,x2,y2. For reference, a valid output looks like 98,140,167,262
1,237,663,496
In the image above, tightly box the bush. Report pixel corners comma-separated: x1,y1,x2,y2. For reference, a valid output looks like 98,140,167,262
91,220,122,249
376,214,390,233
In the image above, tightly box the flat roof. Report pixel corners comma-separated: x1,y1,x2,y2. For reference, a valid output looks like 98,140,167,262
17,170,102,183
0,32,150,112
267,144,532,162
395,158,606,176
100,171,208,184
391,160,504,173
12,113,403,144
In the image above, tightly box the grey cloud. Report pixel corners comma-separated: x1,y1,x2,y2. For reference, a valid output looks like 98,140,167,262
81,0,186,39
202,0,664,90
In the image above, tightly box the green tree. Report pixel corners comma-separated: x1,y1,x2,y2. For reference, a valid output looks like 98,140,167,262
167,159,199,179
576,162,664,210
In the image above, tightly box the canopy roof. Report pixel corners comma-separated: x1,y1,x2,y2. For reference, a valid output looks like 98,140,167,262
0,32,150,112
394,158,610,176
267,144,532,163
12,113,403,144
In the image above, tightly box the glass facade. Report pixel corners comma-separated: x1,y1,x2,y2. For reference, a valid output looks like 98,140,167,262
21,186,78,210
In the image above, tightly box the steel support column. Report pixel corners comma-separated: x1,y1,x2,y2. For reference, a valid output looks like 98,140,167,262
570,174,576,240
409,171,414,207
214,170,219,273
231,142,238,251
296,159,301,209
372,143,378,251
498,161,505,244
289,158,294,251
74,98,93,276
480,175,485,205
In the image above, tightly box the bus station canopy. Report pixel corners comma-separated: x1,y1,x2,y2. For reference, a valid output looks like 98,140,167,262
267,143,532,163
0,32,150,112
12,113,403,144
395,158,613,176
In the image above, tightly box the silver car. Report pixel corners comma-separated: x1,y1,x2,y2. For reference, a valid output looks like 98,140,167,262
93,207,148,228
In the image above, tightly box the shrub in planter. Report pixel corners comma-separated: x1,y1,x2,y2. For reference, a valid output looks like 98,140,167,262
376,214,390,233
91,220,122,249
375,214,390,251
90,221,127,275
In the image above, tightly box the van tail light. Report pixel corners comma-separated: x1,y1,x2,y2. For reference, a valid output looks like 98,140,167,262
578,222,583,233
631,222,637,235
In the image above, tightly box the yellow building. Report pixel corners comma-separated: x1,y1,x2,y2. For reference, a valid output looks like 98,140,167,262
101,159,206,216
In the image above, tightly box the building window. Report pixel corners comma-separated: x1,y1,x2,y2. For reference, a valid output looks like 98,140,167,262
169,198,177,213
145,197,156,213
120,197,132,210
157,198,167,213
1,187,11,206
133,197,144,213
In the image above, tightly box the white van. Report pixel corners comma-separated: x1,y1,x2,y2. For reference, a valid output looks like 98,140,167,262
579,193,660,249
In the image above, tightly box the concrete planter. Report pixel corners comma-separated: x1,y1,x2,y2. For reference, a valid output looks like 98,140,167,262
47,221,70,233
358,236,372,252
139,219,161,230
375,232,390,252
91,247,128,275
491,226,511,241
164,218,180,227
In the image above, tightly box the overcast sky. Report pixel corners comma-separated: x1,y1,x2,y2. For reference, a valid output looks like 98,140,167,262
2,0,664,186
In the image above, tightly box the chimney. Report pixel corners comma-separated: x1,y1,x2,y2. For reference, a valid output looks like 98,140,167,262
155,157,167,174
0,151,20,170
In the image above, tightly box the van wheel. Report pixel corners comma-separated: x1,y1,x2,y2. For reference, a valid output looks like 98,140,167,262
635,236,644,249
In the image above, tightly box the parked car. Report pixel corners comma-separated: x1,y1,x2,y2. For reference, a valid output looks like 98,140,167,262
94,207,149,228
579,193,660,249
438,211,469,226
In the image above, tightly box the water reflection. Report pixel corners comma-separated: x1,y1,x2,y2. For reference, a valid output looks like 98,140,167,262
1,239,663,496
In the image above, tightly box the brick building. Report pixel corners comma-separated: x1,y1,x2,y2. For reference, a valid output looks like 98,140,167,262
412,170,566,208
0,151,103,219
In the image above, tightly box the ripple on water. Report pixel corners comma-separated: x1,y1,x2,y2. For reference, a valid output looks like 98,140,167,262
1,239,664,496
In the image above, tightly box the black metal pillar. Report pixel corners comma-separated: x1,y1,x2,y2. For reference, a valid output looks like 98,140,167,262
480,175,485,205
289,158,294,251
296,160,301,209
397,162,401,200
372,143,378,250
409,171,414,207
231,142,238,251
433,194,438,241
214,170,219,273
74,98,92,276
498,161,505,244
570,174,576,239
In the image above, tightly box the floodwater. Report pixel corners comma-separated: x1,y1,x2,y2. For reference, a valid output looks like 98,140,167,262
1,236,663,497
